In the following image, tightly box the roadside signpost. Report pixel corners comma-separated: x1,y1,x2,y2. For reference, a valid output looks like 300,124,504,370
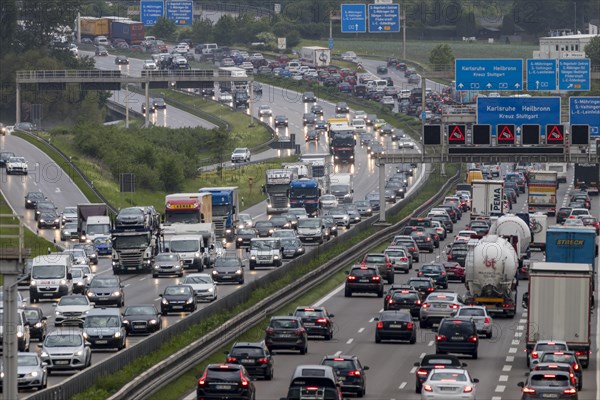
558,59,591,91
166,0,193,26
368,4,400,33
526,59,557,91
477,97,561,136
455,59,523,91
570,97,600,137
140,0,164,26
340,4,367,33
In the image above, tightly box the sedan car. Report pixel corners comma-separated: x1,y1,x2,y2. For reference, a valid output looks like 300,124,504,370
95,45,108,56
85,276,124,307
375,310,416,343
384,247,410,273
254,220,274,237
181,273,217,302
142,59,157,69
236,228,257,248
274,115,288,127
21,306,47,341
0,151,16,167
160,285,196,315
37,211,61,229
6,156,28,175
417,263,448,288
311,104,324,115
319,194,338,209
421,368,478,400
280,238,305,259
53,294,94,327
93,236,112,255
420,292,464,328
212,256,245,284
321,354,369,397
302,112,317,126
114,55,129,65
0,352,48,390
152,97,166,109
518,371,577,400
258,105,273,117
25,192,46,209
414,354,467,393
122,304,162,335
40,330,91,373
152,252,184,278
442,261,465,282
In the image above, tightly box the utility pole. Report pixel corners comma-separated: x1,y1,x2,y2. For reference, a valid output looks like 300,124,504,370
402,8,406,60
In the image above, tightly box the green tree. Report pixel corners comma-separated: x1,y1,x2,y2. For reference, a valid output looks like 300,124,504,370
286,30,301,48
150,17,177,41
429,44,455,68
214,15,235,46
501,13,516,36
189,18,214,44
158,157,184,192
585,36,600,64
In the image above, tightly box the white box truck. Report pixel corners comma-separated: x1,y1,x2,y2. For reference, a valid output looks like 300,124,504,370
525,261,592,368
470,179,504,219
299,46,330,68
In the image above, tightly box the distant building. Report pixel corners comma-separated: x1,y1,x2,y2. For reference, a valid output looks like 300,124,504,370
533,33,599,59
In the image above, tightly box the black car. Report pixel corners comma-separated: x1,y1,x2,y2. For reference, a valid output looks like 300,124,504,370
212,256,245,284
197,363,256,400
435,317,479,359
0,151,15,167
315,120,328,131
226,341,274,380
114,55,129,65
376,65,388,74
374,310,416,343
380,123,394,135
335,102,349,113
413,354,467,393
302,112,317,126
292,306,334,340
417,263,448,288
86,276,125,307
264,316,308,354
254,220,274,237
122,304,162,334
518,371,578,400
407,277,436,296
321,354,369,397
201,87,215,96
269,215,291,229
311,104,324,115
447,242,468,267
468,221,490,237
410,231,434,253
21,306,47,341
25,192,46,209
322,216,338,237
280,238,305,258
305,129,319,141
34,201,57,221
153,97,166,109
385,181,406,199
236,228,257,248
556,207,572,224
391,236,420,262
274,115,288,127
37,211,60,229
345,265,384,297
384,285,422,317
160,285,196,315
302,91,316,102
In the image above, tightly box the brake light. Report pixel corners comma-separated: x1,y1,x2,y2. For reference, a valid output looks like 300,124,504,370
450,304,459,309
463,386,473,393
417,368,428,376
305,386,319,391
295,328,305,335
441,272,446,276
484,317,491,324
468,336,478,343
554,352,564,355
227,357,237,363
410,247,416,251
400,257,408,261
347,275,357,281
417,272,423,276
401,290,410,293
348,370,361,376
258,358,269,364
385,295,391,300
447,255,452,260
198,370,208,386
317,318,328,324
416,299,421,305
436,335,446,341
266,327,274,335
372,276,381,281
426,237,431,241
563,388,577,394
422,303,430,308
532,352,539,359
572,363,579,371
522,387,536,394
388,299,394,304
377,321,384,329
427,287,435,291
423,384,433,392
334,357,345,361
407,322,413,329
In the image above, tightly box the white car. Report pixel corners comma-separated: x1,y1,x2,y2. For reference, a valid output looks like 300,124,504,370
53,295,95,327
258,105,273,117
218,91,233,102
399,139,415,149
454,230,477,241
62,248,89,265
174,43,189,53
73,265,94,292
231,148,251,163
455,306,493,338
61,206,77,224
352,118,366,130
238,213,253,229
319,194,339,209
181,273,217,302
6,156,28,175
142,59,157,70
421,368,479,400
380,96,395,106
400,89,411,99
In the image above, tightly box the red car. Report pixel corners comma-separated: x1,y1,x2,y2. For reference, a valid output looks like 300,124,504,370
442,261,465,282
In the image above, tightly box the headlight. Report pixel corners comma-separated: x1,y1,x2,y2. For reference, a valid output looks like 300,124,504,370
27,200,32,203
41,351,49,358
274,255,279,260
54,218,60,223
212,270,218,275
186,297,194,304
207,287,214,292
40,219,45,223
35,322,42,328
17,331,23,338
149,319,158,324
174,264,180,269
235,269,242,275
161,298,168,304
77,281,85,286
268,229,274,234
114,331,122,338
30,280,36,286
86,291,95,297
367,208,372,212
225,229,232,234
112,291,121,296
75,350,83,356
154,265,160,269
195,252,200,258
237,237,243,241
0,372,4,378
55,311,61,316
123,319,129,324
82,332,89,339
250,256,256,260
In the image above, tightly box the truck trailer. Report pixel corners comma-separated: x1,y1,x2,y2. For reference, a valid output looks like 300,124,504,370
299,46,331,68
527,170,557,215
574,163,599,195
199,187,239,242
264,169,294,214
77,203,110,242
470,179,504,219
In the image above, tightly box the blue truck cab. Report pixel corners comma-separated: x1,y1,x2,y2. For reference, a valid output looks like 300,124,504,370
199,187,239,242
289,178,321,216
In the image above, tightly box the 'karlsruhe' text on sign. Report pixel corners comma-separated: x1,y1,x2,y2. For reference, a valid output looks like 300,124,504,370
477,97,561,136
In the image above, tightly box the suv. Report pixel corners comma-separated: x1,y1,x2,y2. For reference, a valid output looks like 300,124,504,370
528,340,569,367
85,276,124,307
25,192,46,209
292,306,334,340
413,354,467,393
420,292,464,328
282,365,342,400
231,147,251,163
447,241,468,267
391,236,420,262
54,295,94,327
518,371,577,400
264,316,308,354
321,355,368,397
82,308,127,351
226,342,274,380
0,309,30,352
416,263,448,288
361,253,394,284
344,265,384,297
407,277,436,296
384,247,410,273
435,317,479,359
40,330,91,373
335,102,349,113
410,231,434,253
196,363,256,400
556,207,573,224
383,285,422,317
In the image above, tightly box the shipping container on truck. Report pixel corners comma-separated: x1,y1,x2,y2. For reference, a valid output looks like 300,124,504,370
110,20,144,44
470,179,504,219
525,262,592,368
545,163,567,183
527,170,557,216
79,16,110,38
299,46,331,68
574,163,599,195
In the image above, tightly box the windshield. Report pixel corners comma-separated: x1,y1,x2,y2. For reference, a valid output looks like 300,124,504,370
266,183,288,192
250,240,278,251
59,296,88,306
164,286,192,296
124,306,155,316
113,234,150,249
212,205,230,217
32,265,65,279
330,185,348,193
170,239,199,252
530,374,569,387
84,316,120,328
165,210,200,224
45,334,82,347
430,372,467,382
75,266,91,275
90,278,119,288
409,280,430,288
289,188,319,198
86,224,110,235
183,275,212,284
156,254,178,262
18,354,39,366
297,219,320,229
71,269,83,278
458,308,485,317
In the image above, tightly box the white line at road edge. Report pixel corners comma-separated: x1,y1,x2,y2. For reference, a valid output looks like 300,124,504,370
312,283,345,307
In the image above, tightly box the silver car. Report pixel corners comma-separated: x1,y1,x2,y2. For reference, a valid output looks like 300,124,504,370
326,207,351,228
181,273,217,302
40,330,91,372
0,352,48,390
384,247,410,273
152,252,184,278
421,368,478,400
419,292,464,328
455,306,493,338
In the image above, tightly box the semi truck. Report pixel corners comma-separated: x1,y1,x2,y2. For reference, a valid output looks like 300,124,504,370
77,203,111,243
163,193,212,225
301,153,332,195
111,227,159,274
78,16,144,44
488,214,532,268
574,163,599,195
470,180,504,219
329,173,354,204
265,169,294,214
78,16,110,38
330,132,356,164
464,235,518,317
527,170,557,215
545,162,567,183
299,46,331,68
199,187,239,242
545,225,598,290
525,261,592,368
289,178,321,216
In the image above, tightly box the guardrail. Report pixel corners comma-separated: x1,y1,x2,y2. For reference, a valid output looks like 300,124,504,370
22,164,459,400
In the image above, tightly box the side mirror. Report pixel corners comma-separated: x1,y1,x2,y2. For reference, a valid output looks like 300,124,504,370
414,362,420,367
85,342,92,347
329,314,334,318
120,284,124,288
414,269,419,272
363,366,369,370
473,378,479,383
52,302,57,307
159,294,163,297
41,316,48,321
462,362,468,367
517,382,524,388
373,317,379,321
67,273,73,280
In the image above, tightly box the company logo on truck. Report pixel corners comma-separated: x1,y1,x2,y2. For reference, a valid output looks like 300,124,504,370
491,187,502,212
483,256,497,270
556,239,585,246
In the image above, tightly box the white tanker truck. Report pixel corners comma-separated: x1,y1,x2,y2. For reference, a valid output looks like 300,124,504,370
465,235,518,318
488,214,531,268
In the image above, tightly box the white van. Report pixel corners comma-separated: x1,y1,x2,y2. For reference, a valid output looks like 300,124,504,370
375,79,388,92
83,215,111,243
545,163,567,183
30,254,73,303
287,61,300,73
168,235,207,271
94,36,110,46
200,43,218,54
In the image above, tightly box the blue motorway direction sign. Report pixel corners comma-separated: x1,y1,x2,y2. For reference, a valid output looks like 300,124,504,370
140,0,164,26
368,4,400,33
477,97,561,136
570,97,600,137
526,59,557,91
455,59,523,91
341,4,367,33
558,59,591,91
166,0,193,26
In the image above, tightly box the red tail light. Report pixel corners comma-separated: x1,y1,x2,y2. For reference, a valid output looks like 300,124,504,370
467,336,478,343
348,370,361,376
266,327,274,335
441,272,446,276
572,363,579,371
563,388,577,394
317,318,328,324
484,317,491,324
305,386,319,391
450,304,459,309
227,357,237,363
447,255,453,260
400,257,408,261
416,369,428,376
295,328,305,335
407,322,414,329
416,299,421,305
240,372,250,387
258,357,269,364
410,247,416,251
463,386,473,393
372,276,381,281
347,275,357,281
198,370,208,386
427,287,435,292
385,295,391,300
422,303,430,308
376,321,384,329
388,299,394,304
531,352,539,359
417,272,423,276
426,237,431,241
436,335,446,341
522,387,536,394
423,384,433,392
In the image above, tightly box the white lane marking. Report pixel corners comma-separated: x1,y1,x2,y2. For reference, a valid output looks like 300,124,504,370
358,327,365,333
521,311,527,317
124,283,131,287
55,187,61,193
378,308,384,313
312,283,345,307
512,339,520,345
508,348,518,354
427,340,434,346
154,297,161,301
498,375,508,382
502,365,512,372
506,356,515,362
514,332,522,338
369,317,375,323
420,352,426,359
346,338,354,344
334,350,342,357
398,382,407,390
33,181,37,186
519,319,527,323
516,325,524,330
495,385,506,393
409,367,417,374
140,276,148,281
492,397,502,400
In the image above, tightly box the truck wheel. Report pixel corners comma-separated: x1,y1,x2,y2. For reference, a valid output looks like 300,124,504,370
249,262,255,271
581,359,589,369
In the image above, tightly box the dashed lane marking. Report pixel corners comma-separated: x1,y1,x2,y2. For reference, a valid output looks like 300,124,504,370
334,350,342,357
509,347,518,354
428,340,434,346
346,338,354,344
502,365,512,372
512,340,520,345
420,352,426,359
358,327,365,333
409,367,417,374
398,382,407,390
506,356,515,362
499,375,509,382
495,385,506,393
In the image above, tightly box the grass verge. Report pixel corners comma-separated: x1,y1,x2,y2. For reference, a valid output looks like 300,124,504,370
71,164,458,400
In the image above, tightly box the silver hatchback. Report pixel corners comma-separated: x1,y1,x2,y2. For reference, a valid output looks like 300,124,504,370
40,330,91,372
419,292,464,328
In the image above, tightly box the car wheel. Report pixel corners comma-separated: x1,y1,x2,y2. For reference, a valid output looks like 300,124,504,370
429,248,434,253
415,383,421,394
300,345,307,355
472,351,478,360
344,288,352,297
486,331,492,339
249,263,255,271
387,275,394,284
357,387,364,398
377,289,384,298
375,334,381,343
47,369,52,376
443,284,448,289
409,336,416,344
152,274,158,278
325,332,332,341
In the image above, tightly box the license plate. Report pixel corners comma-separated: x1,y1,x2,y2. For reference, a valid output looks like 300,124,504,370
433,304,446,308
303,322,315,326
451,336,464,341
339,376,346,381
95,340,108,344
241,359,254,363
172,305,183,309
541,395,558,399
55,360,69,365
278,333,293,338
98,297,108,301
216,385,232,390
222,275,232,279
389,324,403,328
446,271,454,276
359,279,369,282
